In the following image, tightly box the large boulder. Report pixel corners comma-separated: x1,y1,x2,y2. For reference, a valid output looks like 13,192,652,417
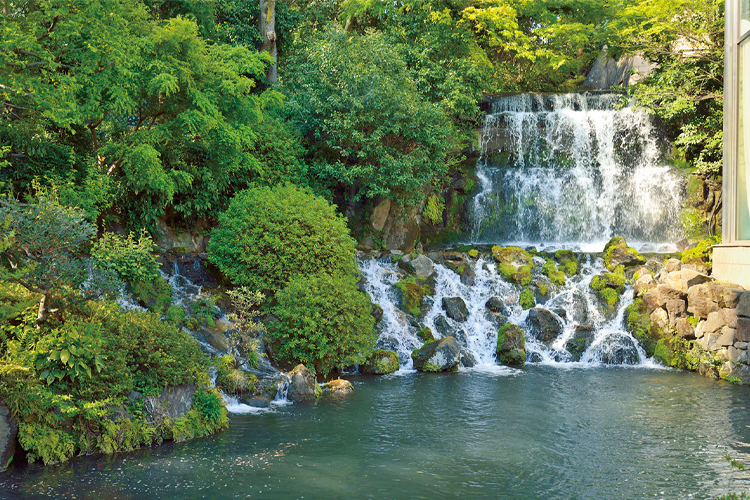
590,334,640,365
141,384,197,425
565,325,595,361
603,236,645,271
442,297,469,322
411,337,461,372
287,364,322,401
496,324,526,365
0,403,17,471
398,253,435,278
322,379,354,395
687,283,721,318
361,349,400,375
491,246,534,285
525,308,563,343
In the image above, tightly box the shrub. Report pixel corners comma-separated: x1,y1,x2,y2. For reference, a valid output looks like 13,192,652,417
91,230,159,287
269,273,377,376
207,185,358,293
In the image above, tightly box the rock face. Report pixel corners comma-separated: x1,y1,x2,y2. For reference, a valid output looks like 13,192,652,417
496,324,526,366
0,403,17,471
582,53,655,90
287,364,322,401
525,308,563,343
411,337,461,372
142,384,197,425
442,297,469,322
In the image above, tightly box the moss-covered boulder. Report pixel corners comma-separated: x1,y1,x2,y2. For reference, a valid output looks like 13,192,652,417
496,324,526,365
603,236,645,271
411,337,461,372
395,276,434,316
624,298,661,357
519,288,535,310
554,249,579,275
322,379,354,395
491,246,534,285
418,326,436,343
590,265,626,309
542,259,566,286
362,349,400,375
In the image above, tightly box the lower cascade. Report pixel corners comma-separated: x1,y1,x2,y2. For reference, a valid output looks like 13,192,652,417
360,250,657,371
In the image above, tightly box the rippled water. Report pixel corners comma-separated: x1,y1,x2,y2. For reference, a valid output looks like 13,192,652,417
2,367,750,499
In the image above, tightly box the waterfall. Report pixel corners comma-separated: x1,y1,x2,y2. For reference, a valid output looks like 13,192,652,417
471,92,685,249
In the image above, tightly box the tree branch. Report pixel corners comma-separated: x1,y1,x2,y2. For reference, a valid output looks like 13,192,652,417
37,15,60,42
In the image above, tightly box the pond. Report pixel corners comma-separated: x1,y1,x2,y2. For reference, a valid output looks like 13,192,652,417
2,366,750,499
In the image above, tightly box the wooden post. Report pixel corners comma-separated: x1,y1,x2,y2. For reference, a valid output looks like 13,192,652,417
259,0,277,83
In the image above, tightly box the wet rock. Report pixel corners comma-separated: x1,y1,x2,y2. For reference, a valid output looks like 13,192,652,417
322,379,354,395
371,303,384,324
526,308,563,343
720,362,750,383
528,352,544,363
483,310,506,329
460,350,478,368
565,326,595,361
569,290,589,325
0,403,17,471
200,318,232,352
287,364,322,401
399,254,435,279
496,324,526,366
592,335,639,365
418,326,436,343
362,349,400,375
486,296,508,315
376,335,399,353
442,297,469,322
411,337,461,372
384,207,420,252
433,315,453,337
460,267,476,286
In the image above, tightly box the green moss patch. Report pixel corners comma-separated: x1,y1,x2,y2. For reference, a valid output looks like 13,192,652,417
519,288,535,310
492,246,534,285
395,276,434,316
554,249,579,275
542,259,566,286
362,349,400,375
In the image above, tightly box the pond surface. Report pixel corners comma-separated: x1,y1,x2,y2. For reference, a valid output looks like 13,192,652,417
2,366,750,500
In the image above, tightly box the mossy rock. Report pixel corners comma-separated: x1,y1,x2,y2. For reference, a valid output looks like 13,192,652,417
624,298,659,357
395,276,434,316
496,324,526,366
362,349,400,375
519,288,535,310
492,246,534,285
564,325,595,361
680,236,720,273
603,236,645,272
590,265,625,308
411,337,461,372
418,326,435,343
542,259,566,286
554,249,579,275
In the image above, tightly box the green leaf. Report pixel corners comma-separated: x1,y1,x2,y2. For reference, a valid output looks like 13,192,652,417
46,375,55,385
60,349,70,365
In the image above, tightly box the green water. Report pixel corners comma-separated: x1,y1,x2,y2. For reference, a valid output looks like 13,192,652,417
2,366,750,499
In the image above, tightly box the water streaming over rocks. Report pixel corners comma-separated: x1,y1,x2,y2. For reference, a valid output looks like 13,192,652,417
471,92,685,247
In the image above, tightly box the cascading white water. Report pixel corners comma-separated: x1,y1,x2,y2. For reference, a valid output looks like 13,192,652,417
471,92,685,248
361,254,658,370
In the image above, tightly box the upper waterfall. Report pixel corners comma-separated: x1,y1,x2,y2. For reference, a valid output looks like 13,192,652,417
470,92,686,251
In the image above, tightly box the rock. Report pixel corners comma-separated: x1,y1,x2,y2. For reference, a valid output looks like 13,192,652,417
371,303,384,324
650,308,669,332
719,362,750,383
485,296,508,315
357,235,375,251
143,384,197,425
496,324,526,366
737,317,750,342
569,290,589,324
736,341,749,350
0,403,17,471
660,271,685,292
665,299,687,324
460,267,476,286
719,327,737,347
400,254,435,279
417,326,436,343
526,308,563,343
727,346,750,364
603,236,645,271
362,349,400,375
322,379,354,395
200,319,232,352
442,297,469,322
154,217,206,253
674,317,696,339
371,199,392,231
665,258,682,272
704,332,724,351
634,273,656,295
460,350,478,368
383,207,420,252
491,246,533,285
433,315,453,337
565,325,595,361
737,292,750,318
723,308,739,329
592,334,640,365
680,268,712,290
411,337,461,372
702,311,728,335
720,286,745,308
687,284,720,318
287,364,322,401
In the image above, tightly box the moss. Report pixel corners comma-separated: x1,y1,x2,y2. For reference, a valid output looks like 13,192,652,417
542,259,566,286
362,349,399,375
624,298,658,356
688,315,700,327
468,249,479,258
538,284,549,297
681,235,720,265
554,249,579,275
395,276,433,316
603,236,644,272
590,265,625,307
519,289,535,310
417,326,435,343
496,324,525,365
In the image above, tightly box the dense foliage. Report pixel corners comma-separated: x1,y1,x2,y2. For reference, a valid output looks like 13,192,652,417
269,272,376,376
207,184,358,294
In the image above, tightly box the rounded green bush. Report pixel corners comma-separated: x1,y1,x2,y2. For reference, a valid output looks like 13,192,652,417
269,273,377,376
207,185,358,293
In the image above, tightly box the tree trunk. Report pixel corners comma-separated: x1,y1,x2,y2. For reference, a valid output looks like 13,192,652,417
259,0,277,83
37,294,49,324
